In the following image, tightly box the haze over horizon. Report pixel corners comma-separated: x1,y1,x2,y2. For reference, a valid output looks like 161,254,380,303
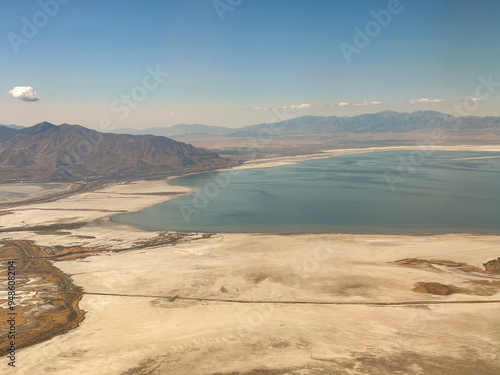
5,109,500,133
2,0,500,130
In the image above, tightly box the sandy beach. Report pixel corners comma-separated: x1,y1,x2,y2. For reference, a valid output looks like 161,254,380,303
0,145,499,374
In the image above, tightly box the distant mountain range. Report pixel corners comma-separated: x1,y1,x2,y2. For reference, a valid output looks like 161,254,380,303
227,110,500,136
0,124,25,131
112,123,232,137
0,122,232,182
108,111,500,138
6,111,500,141
2,110,499,182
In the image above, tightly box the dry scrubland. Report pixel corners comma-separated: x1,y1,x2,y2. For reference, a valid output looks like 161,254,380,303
0,146,499,375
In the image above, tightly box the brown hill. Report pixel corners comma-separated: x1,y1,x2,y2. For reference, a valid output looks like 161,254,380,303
0,122,233,182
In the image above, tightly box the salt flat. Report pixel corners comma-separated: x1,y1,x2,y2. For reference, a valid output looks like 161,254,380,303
0,179,193,229
7,233,500,375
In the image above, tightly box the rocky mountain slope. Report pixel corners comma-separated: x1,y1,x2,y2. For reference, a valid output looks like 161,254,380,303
0,122,232,182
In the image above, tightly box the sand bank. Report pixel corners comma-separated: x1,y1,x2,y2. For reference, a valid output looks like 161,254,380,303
0,183,73,204
233,144,500,170
0,179,193,231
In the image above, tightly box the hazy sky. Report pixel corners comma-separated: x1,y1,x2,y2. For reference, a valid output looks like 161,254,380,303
1,0,500,130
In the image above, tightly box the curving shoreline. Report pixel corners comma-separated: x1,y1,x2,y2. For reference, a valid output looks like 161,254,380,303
229,144,500,170
2,145,500,226
1,144,500,374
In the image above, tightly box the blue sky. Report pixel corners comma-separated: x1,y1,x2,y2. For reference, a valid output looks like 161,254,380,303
1,0,500,129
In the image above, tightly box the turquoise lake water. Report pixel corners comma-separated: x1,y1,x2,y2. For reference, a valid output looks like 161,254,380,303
113,151,500,234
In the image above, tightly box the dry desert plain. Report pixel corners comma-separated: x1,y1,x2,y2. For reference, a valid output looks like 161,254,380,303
0,146,500,375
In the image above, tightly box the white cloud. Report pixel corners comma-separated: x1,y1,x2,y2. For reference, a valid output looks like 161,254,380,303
338,101,381,107
470,97,482,102
288,103,311,109
251,104,311,111
353,101,369,107
8,86,39,102
409,98,445,104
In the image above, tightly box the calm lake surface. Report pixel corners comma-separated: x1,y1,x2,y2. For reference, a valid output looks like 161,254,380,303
113,151,500,234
